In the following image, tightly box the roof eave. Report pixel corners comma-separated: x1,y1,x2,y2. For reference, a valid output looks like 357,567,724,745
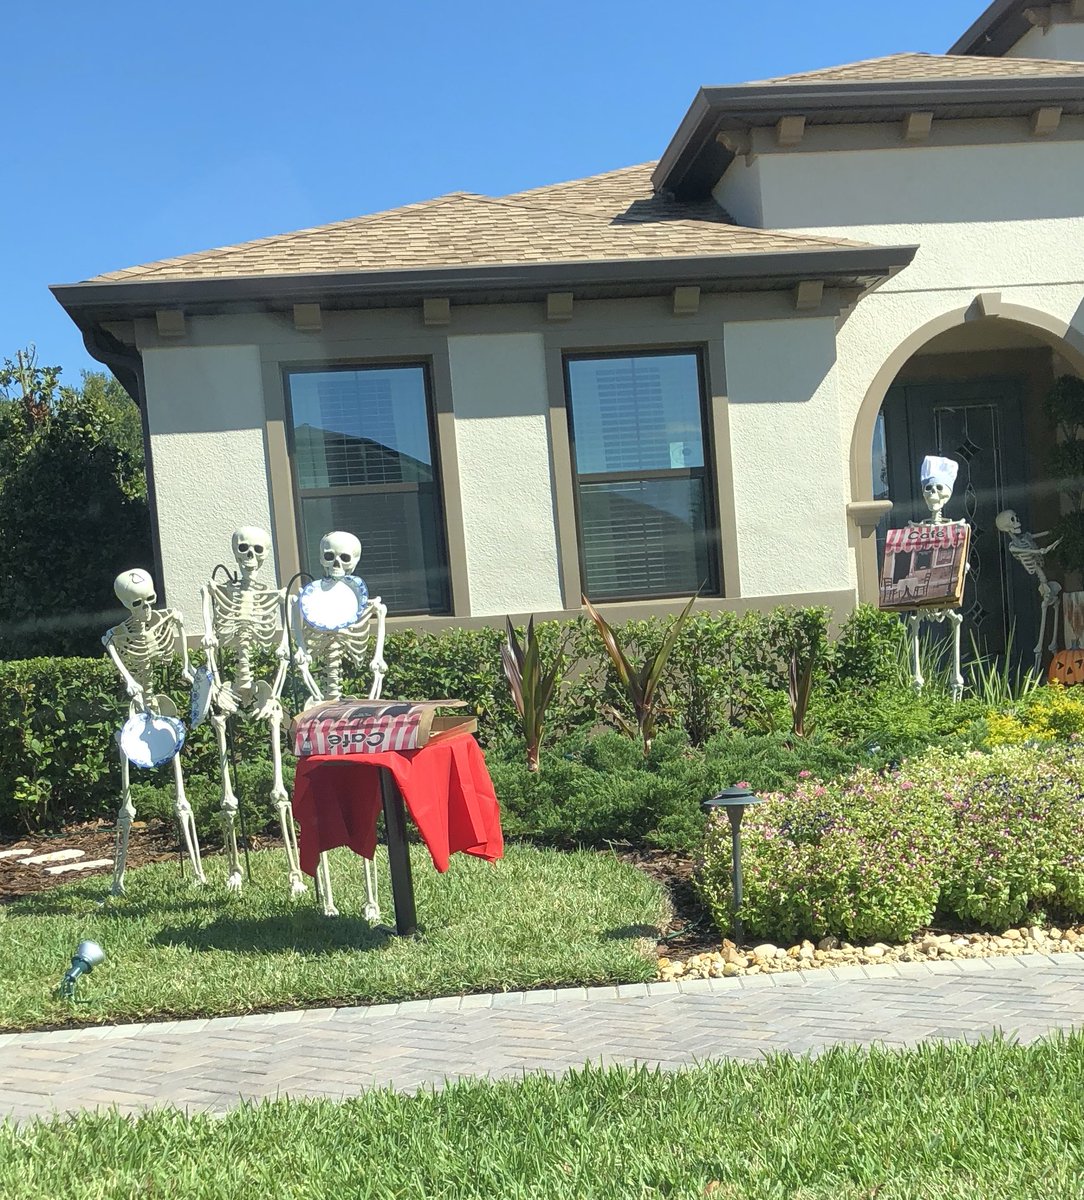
653,74,1084,199
51,245,918,324
949,0,1031,57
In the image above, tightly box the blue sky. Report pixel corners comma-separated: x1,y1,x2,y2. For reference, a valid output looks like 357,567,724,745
2,1,986,380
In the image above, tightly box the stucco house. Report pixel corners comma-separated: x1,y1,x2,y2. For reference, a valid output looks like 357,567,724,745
53,0,1084,658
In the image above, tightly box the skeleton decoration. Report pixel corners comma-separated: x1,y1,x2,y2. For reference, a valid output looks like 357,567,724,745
907,455,967,701
200,527,306,895
103,569,205,894
290,531,388,917
995,510,1062,674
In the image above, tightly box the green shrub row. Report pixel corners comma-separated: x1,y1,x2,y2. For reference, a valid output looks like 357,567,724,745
0,605,908,833
700,744,1084,944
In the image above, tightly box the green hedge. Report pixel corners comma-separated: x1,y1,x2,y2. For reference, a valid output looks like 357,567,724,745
700,744,1084,944
0,604,908,834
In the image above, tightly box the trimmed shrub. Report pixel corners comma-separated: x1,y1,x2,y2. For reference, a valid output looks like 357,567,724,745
700,769,950,945
910,745,1084,928
984,683,1084,747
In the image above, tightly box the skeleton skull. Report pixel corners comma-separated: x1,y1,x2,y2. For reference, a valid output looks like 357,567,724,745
996,509,1022,536
114,569,157,623
922,480,952,518
320,531,361,579
231,526,270,577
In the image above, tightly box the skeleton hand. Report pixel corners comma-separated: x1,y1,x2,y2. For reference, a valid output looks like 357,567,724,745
202,631,219,651
181,667,195,686
127,682,146,706
294,648,312,668
371,656,388,677
214,684,239,715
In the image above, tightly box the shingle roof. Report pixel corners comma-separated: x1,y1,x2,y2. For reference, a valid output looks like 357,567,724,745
753,51,1084,85
86,164,872,284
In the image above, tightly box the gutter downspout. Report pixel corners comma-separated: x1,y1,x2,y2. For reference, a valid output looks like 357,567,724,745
80,324,167,605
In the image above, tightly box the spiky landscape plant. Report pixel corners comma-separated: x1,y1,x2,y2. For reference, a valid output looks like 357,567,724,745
501,616,569,772
582,593,697,754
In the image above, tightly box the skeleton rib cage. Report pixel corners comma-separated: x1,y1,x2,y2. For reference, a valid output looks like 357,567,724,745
207,580,285,694
104,610,183,701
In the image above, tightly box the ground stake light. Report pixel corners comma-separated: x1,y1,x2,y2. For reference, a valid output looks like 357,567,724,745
59,940,105,1000
700,787,765,945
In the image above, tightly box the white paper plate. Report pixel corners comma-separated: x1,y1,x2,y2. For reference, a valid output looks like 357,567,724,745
189,666,214,729
120,712,186,769
299,575,369,631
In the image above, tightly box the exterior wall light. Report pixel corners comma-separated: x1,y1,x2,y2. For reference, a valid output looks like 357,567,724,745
700,787,765,944
59,940,105,1000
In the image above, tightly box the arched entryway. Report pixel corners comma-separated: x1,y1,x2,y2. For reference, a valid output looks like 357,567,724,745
852,303,1084,662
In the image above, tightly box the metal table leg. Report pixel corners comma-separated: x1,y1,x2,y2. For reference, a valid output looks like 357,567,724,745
379,768,418,937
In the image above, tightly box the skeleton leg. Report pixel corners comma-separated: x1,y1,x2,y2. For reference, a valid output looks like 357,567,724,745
110,739,134,897
172,754,206,885
1051,592,1062,657
316,852,338,917
363,856,381,924
908,611,925,694
267,701,307,897
1035,601,1049,677
947,610,964,701
211,713,242,892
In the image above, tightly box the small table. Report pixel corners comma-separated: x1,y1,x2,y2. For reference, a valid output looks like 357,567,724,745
292,733,503,936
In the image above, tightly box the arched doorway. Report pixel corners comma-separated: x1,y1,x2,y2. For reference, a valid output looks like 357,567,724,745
853,305,1084,663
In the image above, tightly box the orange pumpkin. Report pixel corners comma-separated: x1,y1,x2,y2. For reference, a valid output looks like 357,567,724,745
1048,650,1084,686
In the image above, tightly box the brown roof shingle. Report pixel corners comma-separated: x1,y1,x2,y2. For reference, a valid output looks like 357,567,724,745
752,51,1084,85
87,165,873,284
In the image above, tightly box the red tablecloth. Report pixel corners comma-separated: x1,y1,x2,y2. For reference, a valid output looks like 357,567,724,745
292,734,503,876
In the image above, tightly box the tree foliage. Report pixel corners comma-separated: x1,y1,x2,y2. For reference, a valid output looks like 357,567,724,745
0,346,151,658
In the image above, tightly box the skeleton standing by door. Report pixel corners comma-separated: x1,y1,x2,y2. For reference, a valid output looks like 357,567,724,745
200,527,306,895
907,455,969,700
290,531,388,917
103,569,205,894
995,510,1062,674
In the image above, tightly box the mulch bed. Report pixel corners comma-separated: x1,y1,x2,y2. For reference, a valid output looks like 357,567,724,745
617,847,717,958
0,822,220,903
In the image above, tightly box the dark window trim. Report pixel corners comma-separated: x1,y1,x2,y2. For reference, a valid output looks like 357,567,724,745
563,346,722,603
281,359,453,617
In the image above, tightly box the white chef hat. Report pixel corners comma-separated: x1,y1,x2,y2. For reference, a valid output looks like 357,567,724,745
919,455,958,489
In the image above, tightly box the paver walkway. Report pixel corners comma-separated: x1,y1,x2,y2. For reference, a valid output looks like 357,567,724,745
3,952,1084,1123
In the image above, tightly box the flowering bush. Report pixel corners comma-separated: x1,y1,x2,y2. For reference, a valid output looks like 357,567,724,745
699,770,949,944
984,683,1084,747
909,746,1084,928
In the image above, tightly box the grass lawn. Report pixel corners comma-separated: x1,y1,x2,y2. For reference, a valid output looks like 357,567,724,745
3,1035,1083,1198
0,844,665,1031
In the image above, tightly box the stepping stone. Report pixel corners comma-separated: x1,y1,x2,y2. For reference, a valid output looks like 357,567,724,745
19,849,86,866
0,848,32,860
44,858,113,876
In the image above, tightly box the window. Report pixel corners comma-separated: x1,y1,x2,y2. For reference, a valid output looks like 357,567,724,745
564,350,719,600
285,364,450,614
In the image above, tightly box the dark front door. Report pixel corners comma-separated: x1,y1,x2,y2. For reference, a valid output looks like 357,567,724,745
880,378,1036,661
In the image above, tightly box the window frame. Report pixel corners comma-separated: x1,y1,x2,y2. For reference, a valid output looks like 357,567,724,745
562,346,722,603
282,358,453,617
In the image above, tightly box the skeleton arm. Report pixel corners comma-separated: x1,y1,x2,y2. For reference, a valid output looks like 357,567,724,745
173,609,194,684
288,594,324,705
368,599,388,700
102,629,146,708
271,587,290,702
199,585,223,687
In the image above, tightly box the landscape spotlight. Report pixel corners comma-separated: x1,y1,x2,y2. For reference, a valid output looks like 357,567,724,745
59,940,105,1000
700,787,765,944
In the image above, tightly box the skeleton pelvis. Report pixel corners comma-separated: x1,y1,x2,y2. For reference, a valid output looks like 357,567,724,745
227,679,272,712
129,694,178,719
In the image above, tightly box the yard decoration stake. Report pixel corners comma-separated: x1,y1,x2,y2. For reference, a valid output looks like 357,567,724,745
102,569,205,895
200,527,304,897
501,616,569,772
582,593,697,754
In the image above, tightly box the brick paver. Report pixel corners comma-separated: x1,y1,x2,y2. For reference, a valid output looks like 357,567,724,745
2,953,1083,1123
